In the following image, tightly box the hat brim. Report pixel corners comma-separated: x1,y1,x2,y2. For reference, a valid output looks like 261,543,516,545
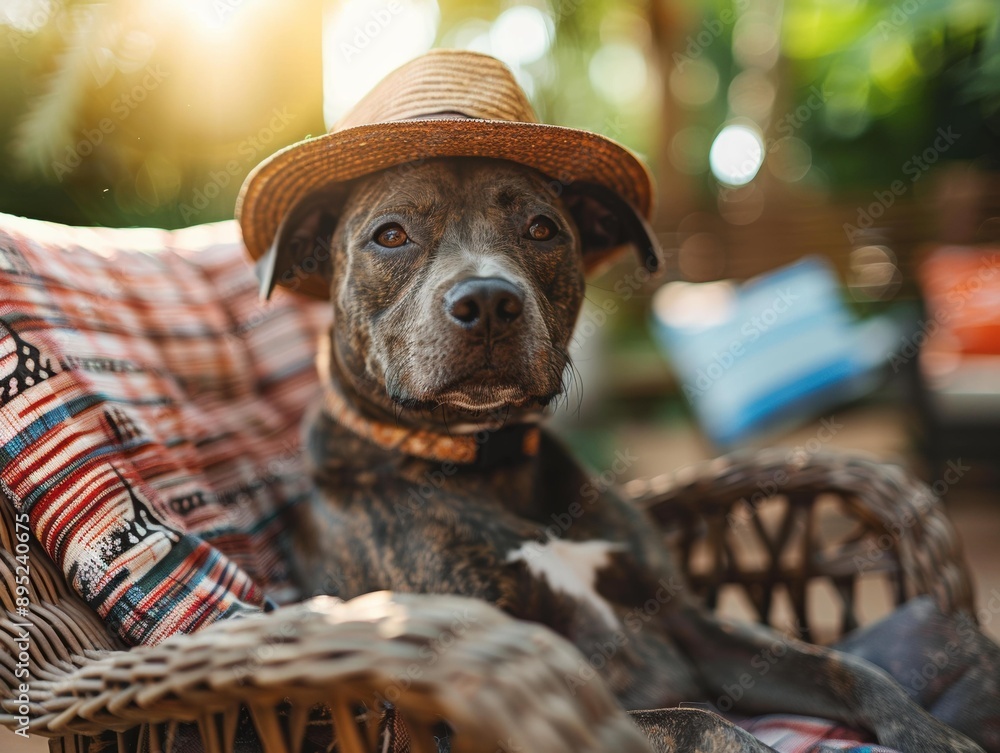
236,118,653,299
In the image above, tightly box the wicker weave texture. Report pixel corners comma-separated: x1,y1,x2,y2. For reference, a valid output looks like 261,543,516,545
0,488,650,752
627,448,974,641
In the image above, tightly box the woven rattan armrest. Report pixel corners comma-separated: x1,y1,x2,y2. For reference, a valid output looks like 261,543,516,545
624,448,975,642
8,593,649,753
0,482,648,752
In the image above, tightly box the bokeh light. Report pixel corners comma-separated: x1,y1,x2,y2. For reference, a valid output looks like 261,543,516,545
669,58,720,108
670,126,712,174
869,38,919,93
323,0,440,126
821,63,871,138
717,183,765,225
727,69,776,122
589,41,649,106
732,13,780,70
172,0,251,32
678,231,727,281
767,137,812,183
847,245,902,301
709,123,765,187
489,6,553,67
442,17,491,49
654,281,736,329
3,0,55,33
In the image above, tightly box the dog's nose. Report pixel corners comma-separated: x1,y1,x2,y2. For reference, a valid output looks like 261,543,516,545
445,277,524,336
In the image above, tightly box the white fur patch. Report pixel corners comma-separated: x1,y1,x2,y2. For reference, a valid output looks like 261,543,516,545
506,539,624,629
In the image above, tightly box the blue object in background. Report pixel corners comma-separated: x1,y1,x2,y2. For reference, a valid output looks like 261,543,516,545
651,257,892,448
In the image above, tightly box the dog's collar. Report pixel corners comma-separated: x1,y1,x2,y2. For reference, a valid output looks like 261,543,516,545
321,377,541,468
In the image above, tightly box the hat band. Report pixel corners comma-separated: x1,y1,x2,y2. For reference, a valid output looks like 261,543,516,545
401,111,473,121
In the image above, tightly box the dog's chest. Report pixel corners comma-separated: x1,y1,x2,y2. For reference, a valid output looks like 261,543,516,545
505,538,626,629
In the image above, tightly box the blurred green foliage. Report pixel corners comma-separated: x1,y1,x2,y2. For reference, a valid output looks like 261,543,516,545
0,0,326,228
674,0,998,193
1,0,998,230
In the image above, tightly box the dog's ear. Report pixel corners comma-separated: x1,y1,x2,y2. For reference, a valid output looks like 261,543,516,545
563,182,662,277
257,195,339,301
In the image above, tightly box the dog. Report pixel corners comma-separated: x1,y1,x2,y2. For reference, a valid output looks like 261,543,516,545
253,155,985,753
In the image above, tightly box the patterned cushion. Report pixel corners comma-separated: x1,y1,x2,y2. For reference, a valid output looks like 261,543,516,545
0,213,328,645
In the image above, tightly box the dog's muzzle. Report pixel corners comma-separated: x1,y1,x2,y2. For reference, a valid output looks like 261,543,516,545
444,276,525,340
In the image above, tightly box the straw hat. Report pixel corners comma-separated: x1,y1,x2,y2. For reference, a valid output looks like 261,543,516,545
236,49,654,299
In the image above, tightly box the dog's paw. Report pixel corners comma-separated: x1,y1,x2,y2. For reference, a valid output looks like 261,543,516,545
629,708,778,753
879,720,985,753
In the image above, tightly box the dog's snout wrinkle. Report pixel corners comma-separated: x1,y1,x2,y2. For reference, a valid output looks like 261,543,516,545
444,276,524,338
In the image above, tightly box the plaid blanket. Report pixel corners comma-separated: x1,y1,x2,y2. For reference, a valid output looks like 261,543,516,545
0,213,328,645
738,716,893,752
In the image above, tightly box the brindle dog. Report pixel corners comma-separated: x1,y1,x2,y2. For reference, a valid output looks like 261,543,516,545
260,157,984,753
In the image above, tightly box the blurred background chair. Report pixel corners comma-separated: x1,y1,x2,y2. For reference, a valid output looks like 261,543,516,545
649,257,896,448
910,244,1000,475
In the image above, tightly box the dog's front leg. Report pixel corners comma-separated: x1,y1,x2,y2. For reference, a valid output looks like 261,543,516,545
665,608,985,753
630,708,777,753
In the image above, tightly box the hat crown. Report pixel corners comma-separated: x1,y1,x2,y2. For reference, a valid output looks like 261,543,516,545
238,48,654,299
335,49,540,131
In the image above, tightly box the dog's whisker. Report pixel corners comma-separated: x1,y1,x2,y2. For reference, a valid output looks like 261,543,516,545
545,340,585,419
584,281,618,294
561,362,583,419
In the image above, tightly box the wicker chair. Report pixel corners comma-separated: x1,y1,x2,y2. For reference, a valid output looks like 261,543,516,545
0,447,975,753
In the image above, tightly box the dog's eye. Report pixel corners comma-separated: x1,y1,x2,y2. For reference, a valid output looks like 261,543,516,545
525,216,558,242
374,223,409,248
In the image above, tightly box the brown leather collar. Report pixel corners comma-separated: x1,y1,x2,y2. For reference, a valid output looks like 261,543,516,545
318,334,542,467
321,376,541,468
